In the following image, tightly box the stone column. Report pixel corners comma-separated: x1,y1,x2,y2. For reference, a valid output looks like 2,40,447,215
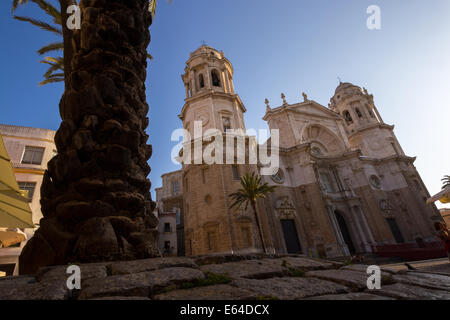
221,70,229,93
350,205,371,252
325,206,350,256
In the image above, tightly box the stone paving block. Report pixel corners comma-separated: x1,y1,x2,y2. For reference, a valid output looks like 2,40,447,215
78,272,150,300
270,257,336,271
231,277,349,299
306,269,373,290
341,264,397,275
371,283,450,300
306,292,394,300
393,272,450,292
200,259,288,279
111,257,198,275
154,284,258,300
37,264,108,283
420,264,450,276
0,280,68,300
148,267,205,293
0,275,36,285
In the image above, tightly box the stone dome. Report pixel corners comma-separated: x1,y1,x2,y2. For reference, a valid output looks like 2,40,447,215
190,45,222,59
334,82,361,94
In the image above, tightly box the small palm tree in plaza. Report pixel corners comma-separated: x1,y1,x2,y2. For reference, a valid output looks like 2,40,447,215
443,175,450,189
229,172,277,254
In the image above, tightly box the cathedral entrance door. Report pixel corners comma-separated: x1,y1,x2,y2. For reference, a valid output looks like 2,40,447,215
281,219,302,254
335,211,356,254
386,218,405,244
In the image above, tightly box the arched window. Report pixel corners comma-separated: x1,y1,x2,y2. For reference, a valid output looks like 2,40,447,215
211,70,221,87
343,111,353,124
366,104,375,118
222,117,231,131
355,108,363,118
199,74,205,88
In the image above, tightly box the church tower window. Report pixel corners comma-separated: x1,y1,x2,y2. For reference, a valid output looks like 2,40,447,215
343,111,353,124
366,104,375,118
222,117,231,131
199,74,205,88
319,172,335,193
355,108,363,118
211,70,221,87
232,165,240,180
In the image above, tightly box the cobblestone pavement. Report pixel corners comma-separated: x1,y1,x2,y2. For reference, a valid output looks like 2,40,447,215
382,258,450,276
1,254,449,300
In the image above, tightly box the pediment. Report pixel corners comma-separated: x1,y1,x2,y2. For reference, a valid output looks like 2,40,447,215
287,101,341,120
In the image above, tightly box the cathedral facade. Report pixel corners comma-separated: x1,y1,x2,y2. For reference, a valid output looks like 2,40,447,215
156,45,441,258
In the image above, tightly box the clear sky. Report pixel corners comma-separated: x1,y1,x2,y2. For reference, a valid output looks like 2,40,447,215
1,0,449,208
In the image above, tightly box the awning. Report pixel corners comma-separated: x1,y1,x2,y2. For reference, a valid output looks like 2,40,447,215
0,230,26,248
427,187,450,204
0,132,34,228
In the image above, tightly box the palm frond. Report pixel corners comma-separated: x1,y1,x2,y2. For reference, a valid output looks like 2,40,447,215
14,15,62,35
37,41,64,55
12,0,29,13
229,172,277,210
31,0,61,24
39,77,64,86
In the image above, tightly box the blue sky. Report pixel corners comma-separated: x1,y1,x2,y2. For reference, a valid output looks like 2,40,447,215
1,0,449,208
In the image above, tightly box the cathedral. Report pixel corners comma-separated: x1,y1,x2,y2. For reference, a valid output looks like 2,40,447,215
155,45,441,258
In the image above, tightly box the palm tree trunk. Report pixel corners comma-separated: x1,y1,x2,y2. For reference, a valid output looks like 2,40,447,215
251,200,267,254
20,0,159,274
59,0,72,89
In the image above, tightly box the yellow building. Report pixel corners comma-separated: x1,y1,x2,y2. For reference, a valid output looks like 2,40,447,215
0,124,56,231
440,208,450,227
0,129,34,275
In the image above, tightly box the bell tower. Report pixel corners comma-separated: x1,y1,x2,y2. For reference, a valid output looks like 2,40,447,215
179,46,265,256
329,82,405,158
179,45,246,135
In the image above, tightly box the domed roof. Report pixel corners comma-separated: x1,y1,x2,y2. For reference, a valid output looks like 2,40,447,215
190,45,222,59
334,82,361,94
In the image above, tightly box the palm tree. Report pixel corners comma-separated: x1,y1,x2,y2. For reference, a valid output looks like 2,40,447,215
229,172,277,254
12,0,67,86
12,0,158,86
443,175,450,189
19,0,160,274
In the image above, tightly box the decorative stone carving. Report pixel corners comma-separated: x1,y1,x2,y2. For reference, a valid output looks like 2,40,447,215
265,99,271,112
369,175,382,189
271,168,285,184
379,199,394,218
276,196,296,220
302,92,308,102
281,93,287,105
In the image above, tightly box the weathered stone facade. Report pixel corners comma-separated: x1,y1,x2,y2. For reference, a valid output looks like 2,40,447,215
159,45,441,258
155,170,184,256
